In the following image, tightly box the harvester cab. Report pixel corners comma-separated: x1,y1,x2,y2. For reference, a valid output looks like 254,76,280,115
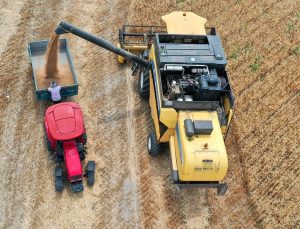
44,102,95,192
123,12,235,195
53,11,234,195
124,12,234,194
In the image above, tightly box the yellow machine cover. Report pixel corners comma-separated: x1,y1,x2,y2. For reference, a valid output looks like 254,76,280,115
162,11,207,35
175,111,228,181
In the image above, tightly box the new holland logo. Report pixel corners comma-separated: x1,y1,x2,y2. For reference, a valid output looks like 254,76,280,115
195,167,213,171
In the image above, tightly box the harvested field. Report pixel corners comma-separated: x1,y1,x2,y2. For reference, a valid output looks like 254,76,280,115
0,0,299,228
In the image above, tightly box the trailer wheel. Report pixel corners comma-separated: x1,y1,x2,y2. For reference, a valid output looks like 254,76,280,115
147,132,160,156
86,161,95,186
139,69,149,98
55,166,64,192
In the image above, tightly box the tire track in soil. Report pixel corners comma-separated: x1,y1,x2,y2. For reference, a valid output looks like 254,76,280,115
124,2,171,227
125,68,141,226
0,1,24,58
0,0,72,228
74,0,141,228
239,90,299,151
222,0,299,95
129,79,163,227
203,125,259,228
235,66,299,140
236,102,300,192
124,63,179,227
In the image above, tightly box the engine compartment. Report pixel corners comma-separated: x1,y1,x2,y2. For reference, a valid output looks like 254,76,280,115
161,64,227,102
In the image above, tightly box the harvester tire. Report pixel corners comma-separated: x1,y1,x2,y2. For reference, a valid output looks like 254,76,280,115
55,166,64,192
147,132,160,156
138,69,149,99
86,161,95,186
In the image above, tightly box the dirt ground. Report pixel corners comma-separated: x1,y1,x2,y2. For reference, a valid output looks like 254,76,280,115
0,0,299,228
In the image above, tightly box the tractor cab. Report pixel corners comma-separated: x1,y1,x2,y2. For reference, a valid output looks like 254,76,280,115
44,102,85,143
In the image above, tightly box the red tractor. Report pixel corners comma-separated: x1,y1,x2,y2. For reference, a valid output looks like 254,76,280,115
44,102,95,192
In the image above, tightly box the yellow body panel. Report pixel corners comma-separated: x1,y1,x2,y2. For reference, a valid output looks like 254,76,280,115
117,43,148,63
228,109,234,126
117,55,126,64
160,128,175,143
220,96,234,135
149,69,161,140
159,108,178,128
221,109,234,136
121,45,148,51
174,111,228,181
221,126,227,135
162,12,207,35
159,108,178,143
149,45,162,105
148,44,164,141
169,136,178,171
223,96,231,114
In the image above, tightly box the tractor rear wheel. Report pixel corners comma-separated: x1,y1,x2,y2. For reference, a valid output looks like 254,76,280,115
55,166,64,192
86,161,95,186
45,135,53,152
82,133,87,145
147,132,160,156
138,68,150,99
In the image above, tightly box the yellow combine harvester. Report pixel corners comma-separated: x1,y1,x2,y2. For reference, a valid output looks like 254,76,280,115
55,11,234,195
118,12,234,195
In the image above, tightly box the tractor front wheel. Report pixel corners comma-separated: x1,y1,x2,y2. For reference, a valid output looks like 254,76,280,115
86,161,95,186
138,69,150,99
55,166,64,192
147,132,160,156
79,151,86,161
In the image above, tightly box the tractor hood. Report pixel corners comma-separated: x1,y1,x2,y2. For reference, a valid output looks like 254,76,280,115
174,111,228,182
45,102,85,141
63,141,83,179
